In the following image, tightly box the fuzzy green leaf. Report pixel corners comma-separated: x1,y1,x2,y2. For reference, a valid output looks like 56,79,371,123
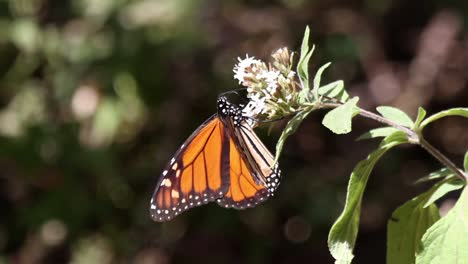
388,176,467,264
328,132,408,264
299,26,310,63
312,62,331,99
322,97,359,134
318,80,349,102
297,26,315,94
274,106,314,163
387,192,440,264
416,187,468,264
376,106,414,127
420,108,468,130
423,177,464,208
357,127,399,141
414,168,455,184
414,107,427,129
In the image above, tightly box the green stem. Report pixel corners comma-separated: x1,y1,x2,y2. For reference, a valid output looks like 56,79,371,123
318,101,467,181
418,137,466,181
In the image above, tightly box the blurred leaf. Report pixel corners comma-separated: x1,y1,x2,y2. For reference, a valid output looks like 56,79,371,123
297,26,315,98
414,168,455,184
318,80,349,102
76,0,117,20
70,235,113,264
324,33,359,60
416,187,468,264
387,190,440,264
357,127,399,141
420,108,468,130
312,62,331,99
90,99,121,147
10,18,41,53
0,19,11,41
0,86,46,137
328,131,408,264
414,107,427,129
275,106,314,163
376,106,414,128
322,97,359,134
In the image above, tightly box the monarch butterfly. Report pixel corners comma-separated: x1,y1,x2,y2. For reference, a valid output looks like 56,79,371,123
150,96,281,222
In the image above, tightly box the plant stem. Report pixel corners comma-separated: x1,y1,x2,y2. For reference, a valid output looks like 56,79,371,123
418,137,466,181
318,102,467,181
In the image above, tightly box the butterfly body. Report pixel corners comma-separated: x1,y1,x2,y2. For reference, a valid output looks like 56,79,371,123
150,96,280,222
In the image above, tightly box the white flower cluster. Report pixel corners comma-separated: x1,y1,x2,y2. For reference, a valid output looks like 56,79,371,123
233,48,299,123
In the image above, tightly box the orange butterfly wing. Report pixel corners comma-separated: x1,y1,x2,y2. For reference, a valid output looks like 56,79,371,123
216,137,270,209
150,116,230,222
216,122,280,209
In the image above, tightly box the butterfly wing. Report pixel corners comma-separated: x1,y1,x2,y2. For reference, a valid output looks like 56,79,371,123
236,122,281,193
150,115,230,222
216,121,281,209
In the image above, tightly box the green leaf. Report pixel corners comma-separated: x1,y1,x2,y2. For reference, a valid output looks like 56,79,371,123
464,151,468,173
322,97,359,134
357,127,399,141
274,106,314,163
387,173,465,264
387,192,440,264
416,187,468,264
376,106,414,127
297,26,315,95
414,107,427,129
312,62,331,99
299,26,310,63
414,168,455,184
318,80,349,102
419,108,468,130
423,177,464,208
328,131,408,264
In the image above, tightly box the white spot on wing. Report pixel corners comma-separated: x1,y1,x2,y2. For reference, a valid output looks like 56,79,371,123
161,179,172,187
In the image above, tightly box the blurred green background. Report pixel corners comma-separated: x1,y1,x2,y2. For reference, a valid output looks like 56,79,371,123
0,0,467,263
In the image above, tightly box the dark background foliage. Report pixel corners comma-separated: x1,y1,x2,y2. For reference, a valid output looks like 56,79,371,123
0,0,467,263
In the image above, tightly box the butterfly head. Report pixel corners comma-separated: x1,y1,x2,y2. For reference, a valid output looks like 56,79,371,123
217,96,244,127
